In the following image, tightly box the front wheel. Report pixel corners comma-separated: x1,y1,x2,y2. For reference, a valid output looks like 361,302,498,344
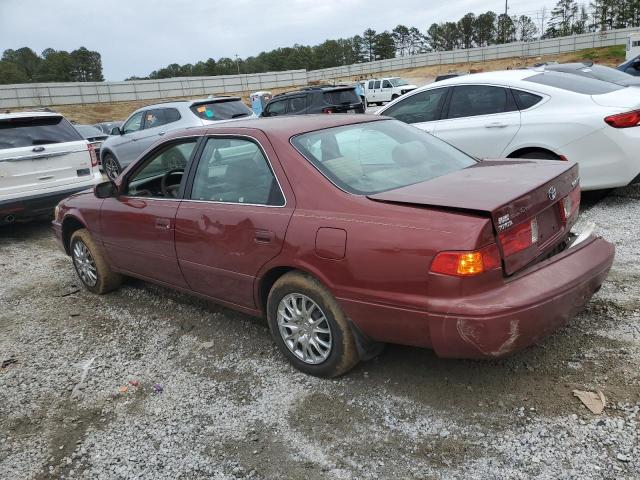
267,272,359,377
102,153,121,181
70,229,121,294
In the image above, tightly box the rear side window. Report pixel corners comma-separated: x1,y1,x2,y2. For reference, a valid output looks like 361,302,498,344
144,108,181,129
265,100,287,116
323,88,360,105
0,116,83,150
447,85,516,119
368,81,374,89
287,96,307,113
383,88,447,124
512,90,543,109
190,100,252,120
524,72,624,94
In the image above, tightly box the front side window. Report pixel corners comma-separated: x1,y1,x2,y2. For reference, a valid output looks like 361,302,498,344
288,96,307,113
190,137,284,206
122,112,144,134
0,116,82,150
447,85,516,119
265,100,287,116
125,140,197,198
383,88,447,124
382,80,392,88
291,119,476,195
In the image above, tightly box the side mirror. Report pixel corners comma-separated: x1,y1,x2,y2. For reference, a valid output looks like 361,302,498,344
94,180,117,199
110,127,122,135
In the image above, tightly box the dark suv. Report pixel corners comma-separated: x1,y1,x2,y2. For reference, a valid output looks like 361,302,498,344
261,86,365,117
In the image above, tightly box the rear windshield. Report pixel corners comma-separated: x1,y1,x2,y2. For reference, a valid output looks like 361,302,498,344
0,116,83,150
524,71,624,94
323,88,360,106
75,125,105,138
574,65,635,84
291,119,476,195
190,100,252,120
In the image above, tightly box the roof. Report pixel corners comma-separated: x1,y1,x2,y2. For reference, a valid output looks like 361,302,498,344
131,96,241,111
429,69,535,87
0,111,63,120
175,114,387,140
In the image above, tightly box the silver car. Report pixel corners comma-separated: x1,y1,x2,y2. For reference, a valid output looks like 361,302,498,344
100,97,255,180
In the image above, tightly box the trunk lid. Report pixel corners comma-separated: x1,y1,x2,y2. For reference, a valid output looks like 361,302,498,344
368,159,580,275
591,88,640,108
0,115,93,199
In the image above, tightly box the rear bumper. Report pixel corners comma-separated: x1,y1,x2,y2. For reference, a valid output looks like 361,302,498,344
0,185,92,223
341,235,614,359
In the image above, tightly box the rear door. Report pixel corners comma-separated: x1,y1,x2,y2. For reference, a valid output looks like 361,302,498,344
175,133,293,308
433,85,521,158
0,115,92,199
136,108,182,150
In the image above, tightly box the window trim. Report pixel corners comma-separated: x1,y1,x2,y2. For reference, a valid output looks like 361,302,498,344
510,87,546,111
122,111,145,135
182,134,287,208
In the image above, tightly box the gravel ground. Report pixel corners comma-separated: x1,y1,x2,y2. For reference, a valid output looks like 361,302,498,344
1,185,638,480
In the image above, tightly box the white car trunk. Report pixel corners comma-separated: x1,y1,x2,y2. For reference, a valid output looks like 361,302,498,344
591,88,640,108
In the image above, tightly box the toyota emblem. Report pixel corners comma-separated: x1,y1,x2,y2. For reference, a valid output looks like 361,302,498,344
548,186,557,201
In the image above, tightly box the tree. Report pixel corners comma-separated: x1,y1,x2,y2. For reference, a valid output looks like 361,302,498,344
497,13,516,43
407,27,428,54
0,61,29,84
458,13,476,49
2,47,41,81
549,0,579,37
373,31,396,59
362,28,377,62
474,11,497,47
392,25,411,56
515,15,538,41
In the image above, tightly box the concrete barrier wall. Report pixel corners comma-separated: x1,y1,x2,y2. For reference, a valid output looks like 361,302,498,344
1,27,638,108
0,69,308,109
306,27,640,81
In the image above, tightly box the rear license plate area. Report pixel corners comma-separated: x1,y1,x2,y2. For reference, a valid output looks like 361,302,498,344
536,205,563,248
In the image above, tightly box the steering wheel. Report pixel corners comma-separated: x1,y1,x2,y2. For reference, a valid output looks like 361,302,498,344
161,168,184,198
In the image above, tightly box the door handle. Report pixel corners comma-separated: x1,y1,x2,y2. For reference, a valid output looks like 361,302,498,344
158,131,166,136
132,137,139,141
155,218,171,230
254,229,274,243
485,122,508,128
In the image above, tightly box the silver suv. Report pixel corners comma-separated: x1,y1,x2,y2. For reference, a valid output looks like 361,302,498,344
100,97,255,180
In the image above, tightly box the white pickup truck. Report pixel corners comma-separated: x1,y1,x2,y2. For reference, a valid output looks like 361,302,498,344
361,77,417,105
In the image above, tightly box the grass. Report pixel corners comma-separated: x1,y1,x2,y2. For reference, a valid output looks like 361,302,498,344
579,44,626,62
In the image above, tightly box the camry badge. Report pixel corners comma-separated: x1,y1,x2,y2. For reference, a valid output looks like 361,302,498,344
548,186,557,201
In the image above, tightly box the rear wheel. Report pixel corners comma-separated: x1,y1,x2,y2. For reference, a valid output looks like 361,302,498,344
70,229,121,294
513,150,560,160
391,94,399,100
267,272,359,377
102,153,121,181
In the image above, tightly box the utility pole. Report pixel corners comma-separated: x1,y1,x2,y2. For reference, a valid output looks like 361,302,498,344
503,0,509,43
537,7,547,39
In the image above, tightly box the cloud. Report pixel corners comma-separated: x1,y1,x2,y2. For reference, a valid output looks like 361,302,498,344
0,0,556,80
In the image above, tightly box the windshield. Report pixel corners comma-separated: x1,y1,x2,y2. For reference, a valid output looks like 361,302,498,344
190,100,252,120
291,120,476,195
389,78,409,87
0,116,83,150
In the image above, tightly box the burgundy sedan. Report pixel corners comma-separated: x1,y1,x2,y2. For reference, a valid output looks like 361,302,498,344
52,115,614,377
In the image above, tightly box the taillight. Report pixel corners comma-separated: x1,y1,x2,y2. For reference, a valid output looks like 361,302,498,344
498,218,538,257
322,107,335,114
560,186,581,223
604,110,640,128
430,244,501,277
87,143,98,167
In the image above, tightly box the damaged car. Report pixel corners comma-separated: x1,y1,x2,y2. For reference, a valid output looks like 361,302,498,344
52,115,614,377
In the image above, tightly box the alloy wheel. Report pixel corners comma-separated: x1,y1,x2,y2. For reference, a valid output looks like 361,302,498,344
277,293,332,365
103,157,120,181
72,240,98,287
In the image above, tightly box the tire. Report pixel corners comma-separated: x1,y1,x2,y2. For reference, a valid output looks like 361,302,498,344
391,94,399,100
102,153,121,181
514,150,560,160
267,272,359,377
70,229,121,294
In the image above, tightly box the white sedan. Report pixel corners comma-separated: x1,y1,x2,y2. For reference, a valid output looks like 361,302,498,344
376,70,640,190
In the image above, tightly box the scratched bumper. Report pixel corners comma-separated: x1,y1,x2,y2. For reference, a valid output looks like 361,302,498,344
427,235,614,359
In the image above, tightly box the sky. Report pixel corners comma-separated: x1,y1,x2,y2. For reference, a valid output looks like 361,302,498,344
0,0,558,81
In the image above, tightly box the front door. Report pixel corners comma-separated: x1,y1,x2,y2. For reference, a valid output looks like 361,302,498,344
100,138,198,286
433,85,521,159
175,134,294,309
114,111,146,164
381,87,448,134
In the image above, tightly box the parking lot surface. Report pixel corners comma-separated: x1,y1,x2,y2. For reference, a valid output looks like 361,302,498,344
1,186,639,480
